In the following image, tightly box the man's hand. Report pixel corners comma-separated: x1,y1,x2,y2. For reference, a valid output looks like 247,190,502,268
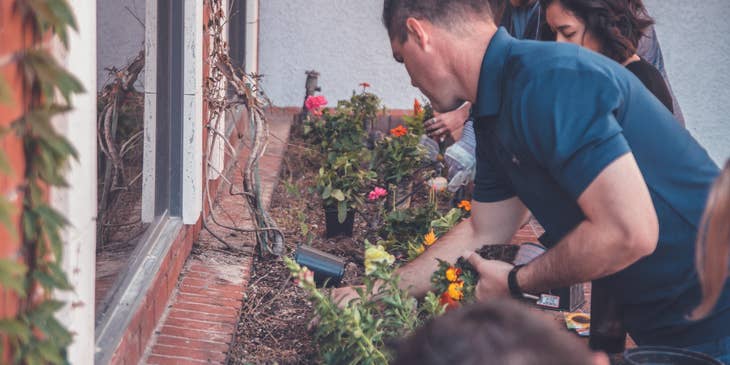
330,286,361,307
425,102,471,141
466,252,513,301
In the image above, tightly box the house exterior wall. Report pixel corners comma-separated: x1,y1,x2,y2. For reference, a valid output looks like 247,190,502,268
97,0,146,90
260,1,729,163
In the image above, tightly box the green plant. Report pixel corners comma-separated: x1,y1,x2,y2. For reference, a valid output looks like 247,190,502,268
0,0,83,363
371,125,427,188
316,152,375,223
284,249,444,364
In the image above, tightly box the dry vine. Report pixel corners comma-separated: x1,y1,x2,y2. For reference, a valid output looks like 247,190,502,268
96,50,145,244
204,0,284,255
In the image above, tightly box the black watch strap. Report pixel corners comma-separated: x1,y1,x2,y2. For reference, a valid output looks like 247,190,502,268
508,264,526,299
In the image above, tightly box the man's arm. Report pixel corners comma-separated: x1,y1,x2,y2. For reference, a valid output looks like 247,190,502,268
397,196,529,297
517,153,659,293
467,153,659,300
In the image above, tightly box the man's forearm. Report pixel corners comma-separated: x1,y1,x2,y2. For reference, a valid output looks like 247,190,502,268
517,219,650,294
396,197,529,297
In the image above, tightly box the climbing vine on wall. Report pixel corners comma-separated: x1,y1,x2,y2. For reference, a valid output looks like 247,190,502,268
0,0,83,363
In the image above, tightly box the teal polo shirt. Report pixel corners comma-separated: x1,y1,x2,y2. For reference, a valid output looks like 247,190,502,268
472,28,728,347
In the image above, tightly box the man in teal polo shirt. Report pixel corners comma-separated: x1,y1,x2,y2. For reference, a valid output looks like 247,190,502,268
366,0,730,360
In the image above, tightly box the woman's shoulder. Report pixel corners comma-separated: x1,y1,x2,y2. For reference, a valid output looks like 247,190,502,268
625,58,674,112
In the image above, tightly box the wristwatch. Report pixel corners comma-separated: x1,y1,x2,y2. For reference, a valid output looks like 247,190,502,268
508,264,526,299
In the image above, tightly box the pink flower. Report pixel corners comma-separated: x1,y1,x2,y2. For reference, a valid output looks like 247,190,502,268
368,187,388,201
295,267,315,288
305,95,328,116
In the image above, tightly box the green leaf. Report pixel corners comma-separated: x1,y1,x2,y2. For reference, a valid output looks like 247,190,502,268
337,201,348,224
0,319,31,343
0,259,28,296
0,75,13,105
331,189,345,202
321,185,332,200
36,340,64,364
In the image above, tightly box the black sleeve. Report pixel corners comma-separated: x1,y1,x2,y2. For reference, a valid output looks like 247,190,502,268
626,59,674,113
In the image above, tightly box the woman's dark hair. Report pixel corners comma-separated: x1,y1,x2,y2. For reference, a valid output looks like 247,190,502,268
392,300,596,365
539,0,654,63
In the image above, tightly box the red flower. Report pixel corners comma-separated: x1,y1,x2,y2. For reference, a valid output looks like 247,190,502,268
305,95,328,116
413,99,422,116
439,291,460,311
359,82,371,89
390,125,408,137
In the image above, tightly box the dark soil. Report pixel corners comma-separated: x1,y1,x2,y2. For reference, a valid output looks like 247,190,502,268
227,130,518,364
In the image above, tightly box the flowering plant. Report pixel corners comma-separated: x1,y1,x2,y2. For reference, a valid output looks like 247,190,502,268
316,152,376,223
367,186,388,201
431,257,478,310
305,95,328,116
372,123,427,187
284,254,444,364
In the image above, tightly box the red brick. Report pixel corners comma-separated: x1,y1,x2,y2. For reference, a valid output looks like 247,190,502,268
167,308,237,325
151,344,226,362
176,293,241,308
154,335,229,352
178,285,245,300
153,276,171,323
158,325,232,342
139,297,157,355
172,301,239,317
164,317,234,333
146,355,209,365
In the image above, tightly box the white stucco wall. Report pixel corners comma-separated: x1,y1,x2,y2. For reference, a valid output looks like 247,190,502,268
260,1,730,163
645,0,730,164
259,0,422,110
97,0,146,89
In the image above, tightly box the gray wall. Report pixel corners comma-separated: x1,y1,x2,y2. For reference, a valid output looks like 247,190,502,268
645,0,730,163
260,1,729,163
97,0,146,90
258,0,422,110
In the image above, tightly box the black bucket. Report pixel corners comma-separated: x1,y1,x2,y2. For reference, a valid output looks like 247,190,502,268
624,346,723,365
294,245,346,288
324,207,355,238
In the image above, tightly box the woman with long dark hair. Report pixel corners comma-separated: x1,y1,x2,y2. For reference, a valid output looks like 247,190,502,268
541,0,674,113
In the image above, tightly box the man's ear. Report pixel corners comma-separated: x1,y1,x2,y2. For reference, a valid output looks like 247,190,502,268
405,17,430,50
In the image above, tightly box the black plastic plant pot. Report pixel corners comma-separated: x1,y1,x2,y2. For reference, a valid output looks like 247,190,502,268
294,245,346,288
324,206,355,238
624,347,723,365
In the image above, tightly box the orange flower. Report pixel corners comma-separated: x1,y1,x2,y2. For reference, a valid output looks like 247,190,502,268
423,229,437,246
445,267,462,282
390,125,408,137
440,291,460,310
457,200,472,212
413,99,422,116
447,281,464,301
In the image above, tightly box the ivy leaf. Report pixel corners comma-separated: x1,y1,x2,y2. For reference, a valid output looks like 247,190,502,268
36,340,65,364
0,75,13,105
0,319,31,343
0,259,28,296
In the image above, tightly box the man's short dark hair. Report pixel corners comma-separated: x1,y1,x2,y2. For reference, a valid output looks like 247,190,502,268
383,0,504,43
392,299,596,365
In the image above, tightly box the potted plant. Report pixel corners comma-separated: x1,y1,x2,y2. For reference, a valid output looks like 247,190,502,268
371,123,428,209
316,152,375,237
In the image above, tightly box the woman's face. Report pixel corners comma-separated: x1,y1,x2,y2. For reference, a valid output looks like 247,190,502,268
545,2,601,53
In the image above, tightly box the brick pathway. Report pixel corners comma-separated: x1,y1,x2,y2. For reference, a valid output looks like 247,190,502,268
139,109,294,365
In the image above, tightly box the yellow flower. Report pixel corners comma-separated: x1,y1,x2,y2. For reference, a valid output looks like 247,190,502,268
447,281,464,301
423,229,437,246
445,267,462,283
364,244,395,275
416,244,425,255
457,200,472,212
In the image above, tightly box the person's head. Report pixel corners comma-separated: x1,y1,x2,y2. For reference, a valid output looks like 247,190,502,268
382,0,502,112
541,0,654,63
692,160,730,320
393,299,609,365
